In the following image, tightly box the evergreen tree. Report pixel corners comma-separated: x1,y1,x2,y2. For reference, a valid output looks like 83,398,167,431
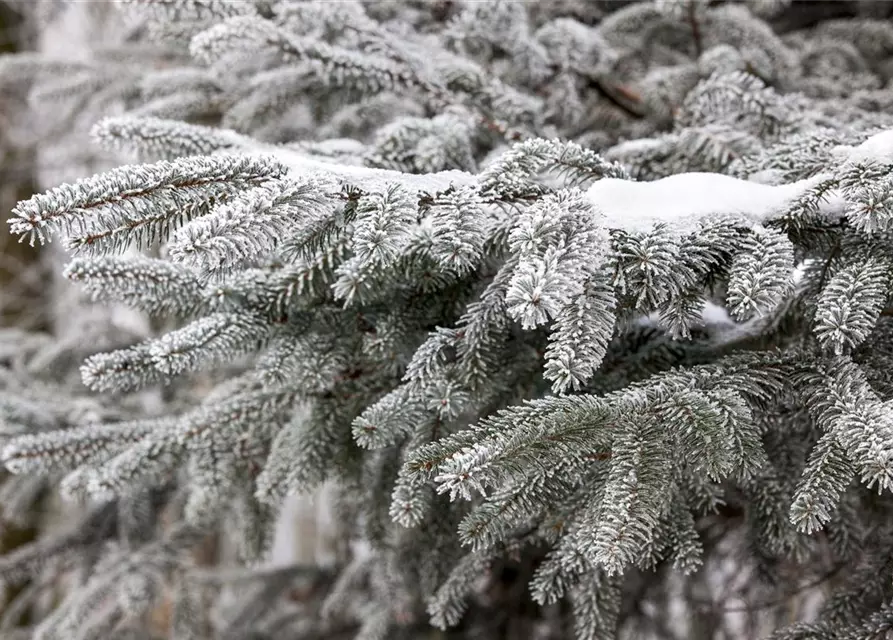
3,1,893,638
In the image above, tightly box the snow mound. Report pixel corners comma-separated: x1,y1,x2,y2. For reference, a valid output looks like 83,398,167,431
585,128,893,235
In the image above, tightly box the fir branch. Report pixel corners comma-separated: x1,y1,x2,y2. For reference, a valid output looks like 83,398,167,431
2,418,171,476
91,116,247,160
169,176,339,276
65,255,205,318
8,155,287,248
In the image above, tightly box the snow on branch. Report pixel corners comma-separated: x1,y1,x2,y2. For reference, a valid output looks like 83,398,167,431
269,127,893,233
264,145,477,194
585,172,843,235
89,116,477,195
586,129,893,235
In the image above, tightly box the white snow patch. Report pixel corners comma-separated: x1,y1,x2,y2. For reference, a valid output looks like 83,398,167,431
253,144,476,194
841,129,893,165
699,300,735,327
585,172,841,235
587,128,893,235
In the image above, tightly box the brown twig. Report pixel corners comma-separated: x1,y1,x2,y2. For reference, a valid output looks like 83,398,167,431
586,75,647,120
687,1,703,58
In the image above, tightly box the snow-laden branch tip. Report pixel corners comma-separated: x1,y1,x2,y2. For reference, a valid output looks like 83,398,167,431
586,129,893,235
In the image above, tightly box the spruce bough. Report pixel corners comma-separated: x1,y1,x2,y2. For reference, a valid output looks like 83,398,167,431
3,1,893,638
